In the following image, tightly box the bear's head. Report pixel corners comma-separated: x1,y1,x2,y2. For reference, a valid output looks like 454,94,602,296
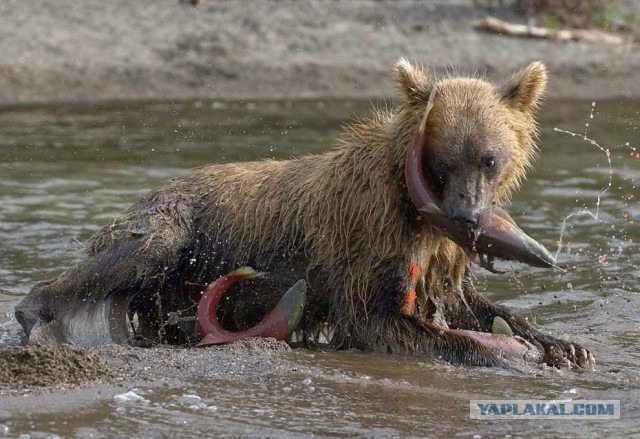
396,59,547,233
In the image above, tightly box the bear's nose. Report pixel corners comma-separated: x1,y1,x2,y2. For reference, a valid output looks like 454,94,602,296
451,207,480,229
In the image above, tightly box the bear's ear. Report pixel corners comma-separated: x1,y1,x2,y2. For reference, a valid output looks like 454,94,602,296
500,61,548,113
394,58,432,103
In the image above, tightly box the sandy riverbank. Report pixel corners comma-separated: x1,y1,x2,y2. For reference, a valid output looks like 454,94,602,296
0,0,639,105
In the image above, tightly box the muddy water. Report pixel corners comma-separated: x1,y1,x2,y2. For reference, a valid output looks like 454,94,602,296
0,99,639,437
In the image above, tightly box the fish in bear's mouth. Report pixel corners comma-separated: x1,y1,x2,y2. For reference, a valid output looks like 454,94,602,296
403,85,557,271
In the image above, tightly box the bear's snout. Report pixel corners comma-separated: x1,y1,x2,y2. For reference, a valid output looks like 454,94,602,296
443,187,487,233
449,205,481,229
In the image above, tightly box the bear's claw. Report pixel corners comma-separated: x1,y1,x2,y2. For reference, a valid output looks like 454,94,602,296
541,338,596,370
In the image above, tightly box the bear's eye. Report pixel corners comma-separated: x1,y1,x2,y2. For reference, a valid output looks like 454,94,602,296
435,162,451,182
483,156,497,170
435,161,449,175
429,161,449,185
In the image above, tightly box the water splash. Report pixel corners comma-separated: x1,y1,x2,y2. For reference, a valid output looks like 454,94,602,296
0,312,23,346
553,101,638,265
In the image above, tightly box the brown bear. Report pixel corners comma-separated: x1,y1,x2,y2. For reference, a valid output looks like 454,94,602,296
16,59,593,368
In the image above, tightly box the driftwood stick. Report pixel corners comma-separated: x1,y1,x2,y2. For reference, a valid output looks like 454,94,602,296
474,16,627,46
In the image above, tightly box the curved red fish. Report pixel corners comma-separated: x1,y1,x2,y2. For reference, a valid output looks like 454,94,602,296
197,267,306,346
446,328,535,362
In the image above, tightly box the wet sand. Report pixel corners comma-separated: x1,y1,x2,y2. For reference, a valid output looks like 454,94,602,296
0,339,295,413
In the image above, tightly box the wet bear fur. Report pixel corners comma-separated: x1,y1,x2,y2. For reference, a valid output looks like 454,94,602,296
16,59,592,367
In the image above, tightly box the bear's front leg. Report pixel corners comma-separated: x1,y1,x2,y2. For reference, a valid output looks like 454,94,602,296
352,313,509,367
448,274,595,369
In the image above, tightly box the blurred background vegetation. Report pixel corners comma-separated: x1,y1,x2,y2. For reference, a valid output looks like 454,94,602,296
476,0,636,31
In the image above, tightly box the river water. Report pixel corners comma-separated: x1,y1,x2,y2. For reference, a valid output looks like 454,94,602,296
0,99,638,437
